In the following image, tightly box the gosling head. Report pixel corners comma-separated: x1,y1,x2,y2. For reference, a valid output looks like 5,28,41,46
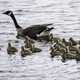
21,46,24,50
8,42,11,47
62,38,66,42
50,33,53,38
3,10,13,16
69,37,73,41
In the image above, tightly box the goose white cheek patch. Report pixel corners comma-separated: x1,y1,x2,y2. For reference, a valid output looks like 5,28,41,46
8,12,12,16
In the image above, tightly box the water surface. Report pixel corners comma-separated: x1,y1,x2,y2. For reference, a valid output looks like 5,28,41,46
0,0,80,80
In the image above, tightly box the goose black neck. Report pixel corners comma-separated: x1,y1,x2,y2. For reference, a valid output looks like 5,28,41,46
10,13,21,29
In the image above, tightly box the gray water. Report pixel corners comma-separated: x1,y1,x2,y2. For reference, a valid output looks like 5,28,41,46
0,0,80,80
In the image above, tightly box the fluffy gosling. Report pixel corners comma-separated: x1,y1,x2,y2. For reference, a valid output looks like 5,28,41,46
30,45,42,53
21,46,32,57
7,42,18,55
49,46,60,58
69,37,77,46
62,38,71,46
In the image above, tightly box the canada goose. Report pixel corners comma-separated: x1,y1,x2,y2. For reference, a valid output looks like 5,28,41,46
21,46,32,57
3,10,54,40
7,42,18,55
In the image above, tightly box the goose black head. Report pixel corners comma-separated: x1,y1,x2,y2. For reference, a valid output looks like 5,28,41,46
3,10,13,16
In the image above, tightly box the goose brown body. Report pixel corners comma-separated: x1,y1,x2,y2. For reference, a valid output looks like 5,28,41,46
3,10,54,40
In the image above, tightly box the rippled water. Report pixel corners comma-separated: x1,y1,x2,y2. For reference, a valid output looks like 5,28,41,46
0,0,80,80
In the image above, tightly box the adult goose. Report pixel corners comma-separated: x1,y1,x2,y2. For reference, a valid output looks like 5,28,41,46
3,10,54,40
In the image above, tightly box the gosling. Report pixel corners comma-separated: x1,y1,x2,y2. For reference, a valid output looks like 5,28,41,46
21,46,32,57
49,46,59,58
7,42,18,55
62,38,71,46
69,37,77,46
30,45,42,53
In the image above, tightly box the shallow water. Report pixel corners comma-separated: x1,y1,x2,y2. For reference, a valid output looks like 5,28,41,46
0,0,80,80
